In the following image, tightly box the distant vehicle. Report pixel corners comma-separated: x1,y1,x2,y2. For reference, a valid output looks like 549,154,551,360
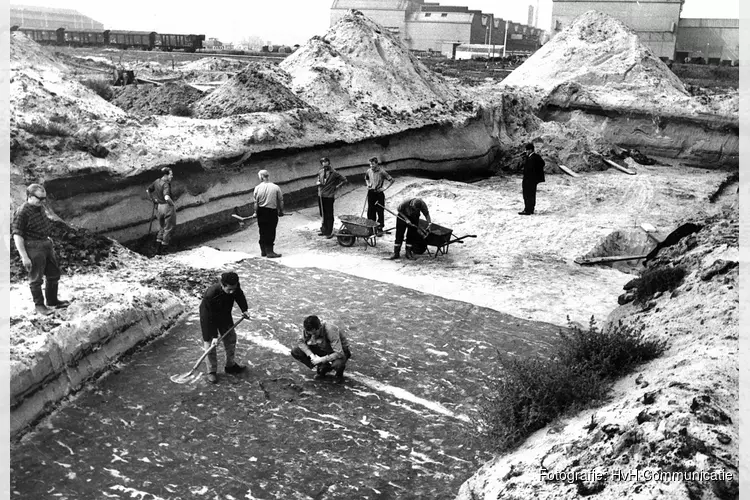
10,26,205,53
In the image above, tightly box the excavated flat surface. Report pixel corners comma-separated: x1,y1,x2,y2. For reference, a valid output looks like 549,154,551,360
11,258,562,500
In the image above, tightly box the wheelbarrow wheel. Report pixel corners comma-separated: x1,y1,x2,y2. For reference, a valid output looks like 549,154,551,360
337,228,356,247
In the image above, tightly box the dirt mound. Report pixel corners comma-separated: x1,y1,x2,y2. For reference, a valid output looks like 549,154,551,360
280,10,458,114
111,82,205,116
502,11,689,107
179,57,248,73
10,32,67,71
193,62,306,118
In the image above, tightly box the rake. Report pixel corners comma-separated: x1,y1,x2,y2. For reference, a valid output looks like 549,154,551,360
170,316,245,384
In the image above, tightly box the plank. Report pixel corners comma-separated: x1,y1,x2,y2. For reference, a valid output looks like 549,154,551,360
601,157,636,175
575,254,649,265
558,164,580,178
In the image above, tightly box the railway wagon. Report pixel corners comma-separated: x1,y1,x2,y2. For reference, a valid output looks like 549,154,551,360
62,29,108,47
155,33,205,52
12,26,63,45
106,30,156,50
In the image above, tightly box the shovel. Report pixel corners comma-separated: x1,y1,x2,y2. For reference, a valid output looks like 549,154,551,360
170,316,245,384
147,202,156,236
376,202,430,238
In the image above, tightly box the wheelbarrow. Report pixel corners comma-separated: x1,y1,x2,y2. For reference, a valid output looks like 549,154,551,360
333,215,381,248
411,220,476,258
377,202,476,258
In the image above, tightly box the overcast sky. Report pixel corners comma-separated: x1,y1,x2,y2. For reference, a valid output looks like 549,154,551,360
12,0,741,46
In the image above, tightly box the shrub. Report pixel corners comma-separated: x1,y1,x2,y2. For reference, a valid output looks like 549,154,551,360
633,266,686,304
81,79,113,100
479,357,605,451
171,104,193,117
558,317,667,378
478,319,667,452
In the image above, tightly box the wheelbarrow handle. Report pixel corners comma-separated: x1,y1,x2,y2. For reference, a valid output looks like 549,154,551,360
376,202,427,234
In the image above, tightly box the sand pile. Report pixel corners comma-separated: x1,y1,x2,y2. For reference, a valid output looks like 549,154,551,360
501,11,692,111
280,10,458,114
10,32,67,71
193,62,307,118
111,82,205,116
179,57,248,73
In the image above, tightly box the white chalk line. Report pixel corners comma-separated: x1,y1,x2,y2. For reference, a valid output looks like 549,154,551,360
239,333,472,424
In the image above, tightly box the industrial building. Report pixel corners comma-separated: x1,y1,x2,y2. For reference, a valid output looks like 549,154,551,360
330,0,543,58
10,4,103,30
675,18,739,64
550,0,738,64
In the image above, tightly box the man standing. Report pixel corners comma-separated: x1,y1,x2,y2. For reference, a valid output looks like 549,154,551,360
519,143,546,215
316,157,348,239
12,183,70,316
364,156,394,236
146,167,176,254
291,315,351,380
253,169,284,259
199,272,251,384
388,197,431,261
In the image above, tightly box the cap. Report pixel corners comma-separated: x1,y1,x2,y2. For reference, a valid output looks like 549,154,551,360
320,157,330,164
368,156,379,163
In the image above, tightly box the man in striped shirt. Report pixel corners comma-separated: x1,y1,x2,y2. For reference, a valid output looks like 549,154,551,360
252,169,284,258
12,183,70,316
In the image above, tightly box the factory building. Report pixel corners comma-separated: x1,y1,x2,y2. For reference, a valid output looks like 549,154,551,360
550,0,739,64
550,0,683,60
675,18,739,64
330,0,543,57
10,4,103,30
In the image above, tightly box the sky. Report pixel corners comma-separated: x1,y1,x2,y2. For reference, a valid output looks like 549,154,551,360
11,0,741,47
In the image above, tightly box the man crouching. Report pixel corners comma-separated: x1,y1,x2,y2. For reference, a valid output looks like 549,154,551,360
291,315,351,380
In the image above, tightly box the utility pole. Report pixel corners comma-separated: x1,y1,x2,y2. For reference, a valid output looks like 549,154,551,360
503,19,509,58
487,15,493,59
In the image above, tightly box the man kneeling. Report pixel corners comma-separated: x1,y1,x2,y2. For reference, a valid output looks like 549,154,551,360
291,315,351,380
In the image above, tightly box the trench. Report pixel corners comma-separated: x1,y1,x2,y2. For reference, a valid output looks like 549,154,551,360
11,256,564,500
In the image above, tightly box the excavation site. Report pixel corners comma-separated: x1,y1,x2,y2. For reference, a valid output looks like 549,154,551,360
9,10,739,500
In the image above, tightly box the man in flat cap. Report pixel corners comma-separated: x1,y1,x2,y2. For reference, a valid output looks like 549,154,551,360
316,157,348,238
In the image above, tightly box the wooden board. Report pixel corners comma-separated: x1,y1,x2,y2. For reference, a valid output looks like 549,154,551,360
558,164,580,178
575,254,649,265
601,157,636,175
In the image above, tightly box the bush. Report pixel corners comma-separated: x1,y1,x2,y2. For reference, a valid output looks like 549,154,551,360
633,266,686,304
479,357,605,451
170,104,193,117
478,318,667,452
81,79,113,100
558,317,667,378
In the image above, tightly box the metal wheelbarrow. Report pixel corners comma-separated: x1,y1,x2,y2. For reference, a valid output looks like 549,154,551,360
333,215,381,248
411,220,477,258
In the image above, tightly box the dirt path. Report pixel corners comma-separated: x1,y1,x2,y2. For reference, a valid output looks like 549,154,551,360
204,165,731,327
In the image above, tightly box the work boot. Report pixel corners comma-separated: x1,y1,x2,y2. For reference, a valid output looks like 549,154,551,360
405,245,415,260
207,372,218,384
387,245,401,260
315,364,332,378
31,285,53,316
225,363,247,374
266,245,282,258
45,281,70,309
259,242,267,257
334,366,346,379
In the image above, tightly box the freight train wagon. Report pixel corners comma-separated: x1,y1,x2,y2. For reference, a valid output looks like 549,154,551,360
11,26,204,52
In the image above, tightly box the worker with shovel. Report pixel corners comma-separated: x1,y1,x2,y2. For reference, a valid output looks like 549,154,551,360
200,272,251,384
364,156,394,236
388,197,432,260
146,167,177,254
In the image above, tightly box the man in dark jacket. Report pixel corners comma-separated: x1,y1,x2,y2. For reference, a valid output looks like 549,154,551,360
389,197,431,260
199,272,251,384
316,157,348,238
519,143,546,215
